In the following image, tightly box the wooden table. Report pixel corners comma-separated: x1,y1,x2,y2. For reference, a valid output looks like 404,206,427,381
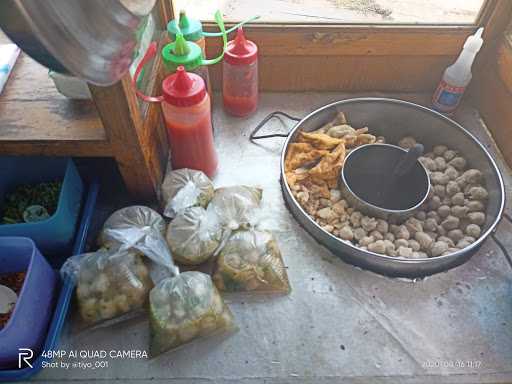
0,51,109,156
0,33,168,201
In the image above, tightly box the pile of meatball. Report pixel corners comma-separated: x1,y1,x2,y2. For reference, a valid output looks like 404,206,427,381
309,136,489,259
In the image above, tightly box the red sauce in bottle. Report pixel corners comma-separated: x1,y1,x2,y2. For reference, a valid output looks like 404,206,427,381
161,67,217,177
222,28,258,117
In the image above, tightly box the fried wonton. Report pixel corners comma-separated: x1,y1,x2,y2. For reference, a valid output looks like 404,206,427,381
297,131,343,150
309,142,346,181
284,143,328,172
312,111,348,134
285,170,310,190
285,112,368,199
326,177,339,189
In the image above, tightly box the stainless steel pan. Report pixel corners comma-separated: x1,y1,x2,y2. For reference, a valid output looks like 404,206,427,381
277,98,505,278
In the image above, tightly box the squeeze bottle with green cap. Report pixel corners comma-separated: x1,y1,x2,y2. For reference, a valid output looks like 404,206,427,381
132,62,217,177
167,10,260,55
161,66,217,177
161,33,214,99
432,27,484,114
133,45,218,176
162,12,227,99
167,10,206,54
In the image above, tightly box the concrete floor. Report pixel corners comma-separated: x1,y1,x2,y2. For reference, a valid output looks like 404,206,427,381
29,93,512,383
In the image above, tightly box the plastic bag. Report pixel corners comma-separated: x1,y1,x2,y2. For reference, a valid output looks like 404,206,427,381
161,168,214,218
213,229,290,293
149,271,236,356
207,186,263,231
61,248,153,325
99,206,179,280
99,206,166,248
165,206,223,265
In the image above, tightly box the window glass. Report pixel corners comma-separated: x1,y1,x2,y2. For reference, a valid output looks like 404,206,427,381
173,0,485,25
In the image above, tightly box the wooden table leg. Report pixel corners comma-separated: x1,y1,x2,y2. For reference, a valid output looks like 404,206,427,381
89,74,168,201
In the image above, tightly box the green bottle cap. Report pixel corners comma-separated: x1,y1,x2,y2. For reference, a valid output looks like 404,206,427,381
162,33,203,71
167,10,203,42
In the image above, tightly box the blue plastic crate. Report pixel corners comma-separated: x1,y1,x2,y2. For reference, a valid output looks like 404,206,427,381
0,181,98,381
0,157,84,255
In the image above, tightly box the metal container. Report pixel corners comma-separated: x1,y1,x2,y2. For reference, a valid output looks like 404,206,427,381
0,0,156,85
281,98,505,278
340,143,430,221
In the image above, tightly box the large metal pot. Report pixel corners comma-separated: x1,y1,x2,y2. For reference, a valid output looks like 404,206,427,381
281,98,505,278
0,0,156,85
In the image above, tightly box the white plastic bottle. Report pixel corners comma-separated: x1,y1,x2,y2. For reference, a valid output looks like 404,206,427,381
432,27,484,114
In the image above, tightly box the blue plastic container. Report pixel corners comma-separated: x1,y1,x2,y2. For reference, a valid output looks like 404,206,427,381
0,157,83,255
0,181,98,381
0,237,57,369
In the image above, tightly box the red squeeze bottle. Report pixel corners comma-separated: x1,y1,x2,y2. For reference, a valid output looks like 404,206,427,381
161,66,218,177
222,27,258,117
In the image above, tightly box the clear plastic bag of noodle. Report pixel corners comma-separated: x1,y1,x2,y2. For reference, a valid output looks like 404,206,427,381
61,248,153,326
165,206,222,265
149,271,236,356
207,186,263,231
161,168,214,218
213,229,290,293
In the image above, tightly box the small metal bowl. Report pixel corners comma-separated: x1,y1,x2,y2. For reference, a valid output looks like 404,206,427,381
281,98,505,278
341,143,430,221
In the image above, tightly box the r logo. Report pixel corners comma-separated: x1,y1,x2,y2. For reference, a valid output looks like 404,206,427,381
18,348,33,368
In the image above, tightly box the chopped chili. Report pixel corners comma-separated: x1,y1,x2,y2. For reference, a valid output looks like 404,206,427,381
0,271,26,329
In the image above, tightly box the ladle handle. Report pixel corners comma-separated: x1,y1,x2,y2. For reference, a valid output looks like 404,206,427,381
393,144,424,177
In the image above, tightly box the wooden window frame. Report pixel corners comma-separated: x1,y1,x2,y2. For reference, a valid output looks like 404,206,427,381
470,7,512,166
165,0,511,91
